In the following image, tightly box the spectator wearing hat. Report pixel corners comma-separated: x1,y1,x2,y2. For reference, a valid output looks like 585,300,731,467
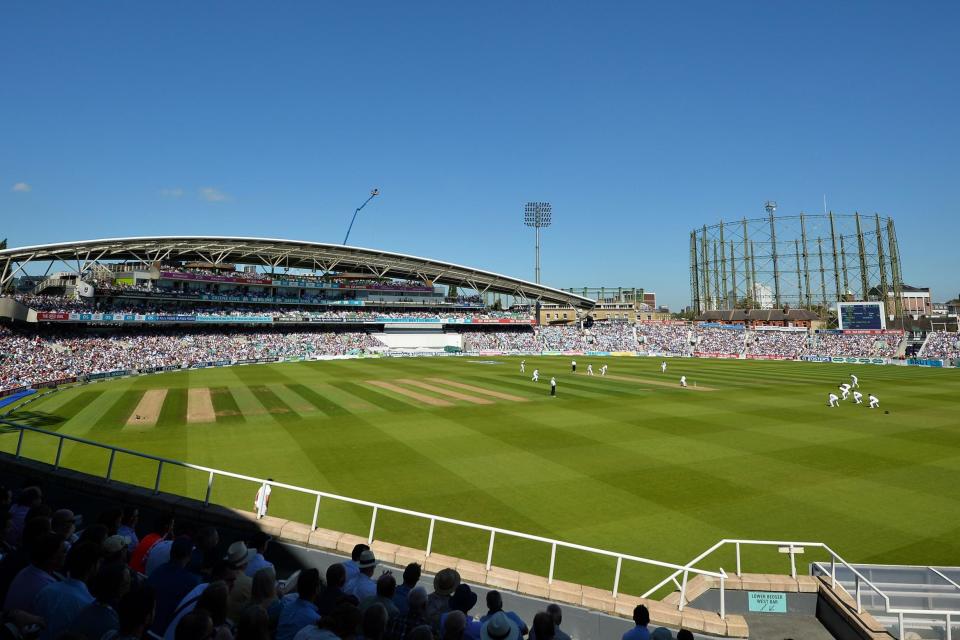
3,531,66,613
385,586,430,640
226,541,257,622
316,563,347,616
149,537,200,635
71,561,132,640
481,611,521,640
130,513,174,575
344,549,378,602
441,584,481,640
426,568,460,631
245,533,273,578
528,604,568,640
393,563,421,616
343,543,369,583
276,568,321,640
622,604,650,640
34,540,100,640
360,573,399,619
103,535,133,565
479,592,527,638
651,627,673,640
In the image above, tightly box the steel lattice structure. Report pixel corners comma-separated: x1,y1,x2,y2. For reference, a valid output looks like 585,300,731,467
690,213,904,316
0,236,595,309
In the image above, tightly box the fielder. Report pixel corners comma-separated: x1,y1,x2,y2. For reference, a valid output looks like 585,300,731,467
661,361,667,373
850,373,859,388
839,383,851,400
868,394,880,409
680,375,687,388
600,364,608,376
571,360,577,373
828,393,840,407
853,390,863,405
587,364,594,376
520,360,525,374
550,376,557,397
532,369,539,382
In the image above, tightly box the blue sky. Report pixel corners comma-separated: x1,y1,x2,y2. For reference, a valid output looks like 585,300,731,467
1,2,957,309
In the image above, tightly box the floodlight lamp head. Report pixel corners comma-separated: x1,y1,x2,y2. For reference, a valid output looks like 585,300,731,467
370,188,380,197
523,201,553,228
765,201,777,215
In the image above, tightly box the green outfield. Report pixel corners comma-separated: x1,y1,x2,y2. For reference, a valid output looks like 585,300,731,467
3,356,959,595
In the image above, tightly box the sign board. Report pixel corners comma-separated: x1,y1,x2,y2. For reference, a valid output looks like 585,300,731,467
837,301,886,330
748,591,787,613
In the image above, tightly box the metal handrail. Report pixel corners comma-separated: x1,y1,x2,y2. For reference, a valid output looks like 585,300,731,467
653,537,960,640
0,419,725,601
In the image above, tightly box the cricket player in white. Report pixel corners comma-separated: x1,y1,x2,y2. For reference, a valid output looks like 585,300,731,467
661,361,667,373
853,390,863,405
520,360,525,373
587,364,594,376
571,360,577,373
680,375,687,387
550,377,557,396
532,369,539,382
828,393,840,407
255,479,273,518
850,374,859,388
600,364,607,376
839,383,851,400
868,394,880,409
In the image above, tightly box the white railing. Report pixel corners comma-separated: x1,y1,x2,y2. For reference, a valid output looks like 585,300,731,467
650,538,960,640
0,420,725,606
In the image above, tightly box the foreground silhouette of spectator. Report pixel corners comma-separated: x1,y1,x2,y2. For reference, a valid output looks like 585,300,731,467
481,611,521,640
294,602,361,640
531,613,555,640
245,533,273,578
385,586,430,640
114,584,157,640
622,604,650,640
34,540,100,640
149,537,200,635
6,487,42,547
343,544,370,583
479,591,527,637
316,563,347,616
441,584,480,640
249,567,280,631
276,568,321,640
651,627,673,640
442,610,467,640
0,516,51,608
426,568,460,630
344,549,378,602
117,507,140,550
236,604,271,640
130,514,174,575
393,563,421,616
360,573,399,619
362,602,389,640
4,532,66,613
71,562,132,640
175,610,214,640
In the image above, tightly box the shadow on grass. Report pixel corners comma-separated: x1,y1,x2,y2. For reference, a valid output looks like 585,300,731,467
1,411,66,430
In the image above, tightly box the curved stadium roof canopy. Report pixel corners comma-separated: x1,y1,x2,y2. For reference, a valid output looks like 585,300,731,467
0,236,595,309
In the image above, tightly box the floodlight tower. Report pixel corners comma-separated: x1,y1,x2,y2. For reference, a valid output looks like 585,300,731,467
342,188,381,245
524,202,552,284
765,200,782,307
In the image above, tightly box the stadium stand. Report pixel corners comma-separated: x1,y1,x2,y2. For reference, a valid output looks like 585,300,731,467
919,331,960,360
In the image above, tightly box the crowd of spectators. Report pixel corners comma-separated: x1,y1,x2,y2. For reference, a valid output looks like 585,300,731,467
0,485,680,640
537,327,586,352
691,328,745,356
635,324,690,355
810,332,901,358
583,323,636,352
461,331,540,353
0,327,381,391
919,331,960,360
745,331,809,358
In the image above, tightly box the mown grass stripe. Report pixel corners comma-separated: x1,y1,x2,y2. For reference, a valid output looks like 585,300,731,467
98,390,150,434
286,384,351,417
327,381,417,411
249,386,300,424
156,388,187,428
210,387,245,423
